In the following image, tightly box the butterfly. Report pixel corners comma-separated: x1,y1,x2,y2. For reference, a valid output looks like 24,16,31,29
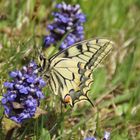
38,38,114,107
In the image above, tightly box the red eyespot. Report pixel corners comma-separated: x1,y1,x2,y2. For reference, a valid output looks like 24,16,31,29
64,95,71,103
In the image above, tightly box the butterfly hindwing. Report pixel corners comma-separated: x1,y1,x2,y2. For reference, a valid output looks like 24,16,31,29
45,38,114,106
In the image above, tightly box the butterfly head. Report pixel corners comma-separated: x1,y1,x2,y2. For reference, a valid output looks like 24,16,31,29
38,52,50,72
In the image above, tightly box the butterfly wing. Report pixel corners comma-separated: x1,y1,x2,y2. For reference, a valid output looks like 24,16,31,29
48,38,114,106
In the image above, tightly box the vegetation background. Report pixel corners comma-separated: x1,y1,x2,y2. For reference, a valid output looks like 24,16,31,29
0,0,140,139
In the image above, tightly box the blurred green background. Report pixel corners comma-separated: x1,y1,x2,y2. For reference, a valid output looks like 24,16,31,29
0,0,140,140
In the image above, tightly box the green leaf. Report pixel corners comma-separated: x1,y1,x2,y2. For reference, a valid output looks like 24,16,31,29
90,68,107,95
34,107,47,119
2,116,21,134
39,129,51,140
0,96,3,101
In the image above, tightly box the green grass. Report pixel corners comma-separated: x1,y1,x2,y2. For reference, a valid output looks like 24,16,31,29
0,0,140,140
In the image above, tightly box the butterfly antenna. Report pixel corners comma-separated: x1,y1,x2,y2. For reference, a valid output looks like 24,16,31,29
86,95,95,108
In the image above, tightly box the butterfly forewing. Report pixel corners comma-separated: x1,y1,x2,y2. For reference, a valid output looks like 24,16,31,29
47,38,114,105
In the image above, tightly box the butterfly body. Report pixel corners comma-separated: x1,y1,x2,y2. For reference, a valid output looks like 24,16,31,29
39,38,114,106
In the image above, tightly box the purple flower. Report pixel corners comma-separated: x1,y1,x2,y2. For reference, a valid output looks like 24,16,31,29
4,82,14,89
103,131,110,140
1,61,46,123
44,2,86,50
84,131,110,140
84,137,96,140
1,98,7,104
10,71,18,78
19,87,28,94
